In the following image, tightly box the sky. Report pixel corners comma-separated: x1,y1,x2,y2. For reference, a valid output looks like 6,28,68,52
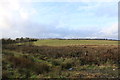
0,0,119,39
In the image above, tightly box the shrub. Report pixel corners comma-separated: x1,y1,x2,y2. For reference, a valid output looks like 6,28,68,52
79,56,99,65
51,59,63,66
7,55,51,75
33,62,50,74
2,70,9,79
61,59,74,70
7,56,33,69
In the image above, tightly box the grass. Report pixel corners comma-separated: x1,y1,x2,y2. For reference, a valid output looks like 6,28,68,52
34,39,119,46
2,48,119,78
2,40,119,78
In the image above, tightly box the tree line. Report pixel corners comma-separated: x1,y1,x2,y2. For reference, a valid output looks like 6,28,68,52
1,37,38,44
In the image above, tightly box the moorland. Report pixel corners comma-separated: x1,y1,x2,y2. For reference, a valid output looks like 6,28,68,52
1,38,119,79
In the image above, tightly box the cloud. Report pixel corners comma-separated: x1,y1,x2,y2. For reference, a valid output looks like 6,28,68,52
4,0,118,3
91,23,118,39
100,23,118,35
19,8,29,20
77,2,117,17
30,0,119,2
0,0,37,38
77,0,119,2
0,1,118,39
0,0,37,28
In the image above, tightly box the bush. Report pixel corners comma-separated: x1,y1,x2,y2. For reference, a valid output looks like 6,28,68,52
61,59,74,70
51,59,63,66
7,55,51,74
7,56,33,69
79,56,99,65
33,62,50,74
2,70,9,79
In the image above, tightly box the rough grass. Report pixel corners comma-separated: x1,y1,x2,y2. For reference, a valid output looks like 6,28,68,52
2,42,119,78
34,39,119,46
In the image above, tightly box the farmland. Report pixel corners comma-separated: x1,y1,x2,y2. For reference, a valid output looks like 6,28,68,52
2,39,119,79
34,39,118,46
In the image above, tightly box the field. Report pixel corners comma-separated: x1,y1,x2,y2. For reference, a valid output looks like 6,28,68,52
2,39,119,79
34,39,118,46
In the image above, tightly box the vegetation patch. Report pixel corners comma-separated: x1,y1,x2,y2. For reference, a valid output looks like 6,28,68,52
2,39,119,78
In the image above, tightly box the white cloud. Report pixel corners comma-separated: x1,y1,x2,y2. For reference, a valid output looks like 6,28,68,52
77,2,101,10
31,0,119,2
0,0,37,38
77,0,118,2
6,0,117,2
100,23,118,35
91,23,118,39
0,0,20,29
0,0,118,39
19,8,29,20
77,2,117,18
56,21,69,28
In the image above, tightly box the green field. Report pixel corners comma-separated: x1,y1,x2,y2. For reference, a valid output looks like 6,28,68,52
34,39,118,46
